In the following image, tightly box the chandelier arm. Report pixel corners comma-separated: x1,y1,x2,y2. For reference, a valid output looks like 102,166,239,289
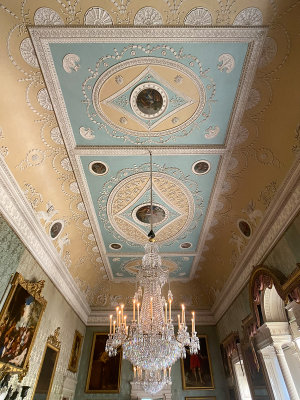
105,151,200,395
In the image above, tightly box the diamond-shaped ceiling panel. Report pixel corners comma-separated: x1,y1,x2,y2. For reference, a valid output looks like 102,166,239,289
30,26,265,282
46,37,248,146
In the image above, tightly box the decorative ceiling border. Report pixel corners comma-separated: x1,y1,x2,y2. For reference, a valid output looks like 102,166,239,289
0,156,90,323
74,154,113,280
74,147,226,155
29,26,267,283
29,26,267,42
29,25,267,154
87,309,216,326
212,157,300,322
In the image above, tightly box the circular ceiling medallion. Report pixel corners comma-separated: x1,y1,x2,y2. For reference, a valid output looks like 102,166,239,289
106,171,194,245
89,161,108,176
180,242,192,249
130,83,167,119
110,243,122,250
238,219,252,238
93,57,205,137
192,160,211,175
49,220,64,240
132,203,168,226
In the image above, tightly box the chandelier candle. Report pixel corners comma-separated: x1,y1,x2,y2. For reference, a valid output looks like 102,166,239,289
105,242,200,393
133,299,136,321
105,152,200,394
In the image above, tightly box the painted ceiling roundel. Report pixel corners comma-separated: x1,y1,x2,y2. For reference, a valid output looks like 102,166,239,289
92,58,206,136
26,24,271,295
106,171,195,245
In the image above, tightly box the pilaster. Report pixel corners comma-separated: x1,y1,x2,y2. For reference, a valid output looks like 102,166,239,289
256,322,299,400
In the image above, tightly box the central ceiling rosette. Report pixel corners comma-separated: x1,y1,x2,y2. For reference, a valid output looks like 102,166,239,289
106,171,195,245
92,60,205,135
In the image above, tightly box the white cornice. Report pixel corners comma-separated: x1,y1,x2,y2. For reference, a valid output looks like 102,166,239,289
30,25,267,285
87,309,216,326
212,157,300,323
0,156,90,323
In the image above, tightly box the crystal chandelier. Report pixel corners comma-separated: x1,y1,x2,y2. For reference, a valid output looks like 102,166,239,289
133,366,172,395
106,151,200,393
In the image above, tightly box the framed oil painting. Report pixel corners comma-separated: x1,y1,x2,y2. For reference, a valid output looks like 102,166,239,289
85,333,122,393
32,328,61,400
181,335,214,390
0,272,46,378
68,330,83,373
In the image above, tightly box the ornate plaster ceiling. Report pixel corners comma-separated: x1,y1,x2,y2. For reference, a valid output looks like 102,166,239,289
0,0,299,315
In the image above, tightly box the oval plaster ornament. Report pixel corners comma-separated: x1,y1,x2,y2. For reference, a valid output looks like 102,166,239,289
134,7,163,26
61,157,72,171
233,7,263,26
20,38,39,68
37,88,53,110
84,7,113,25
205,126,220,139
79,126,95,140
63,54,80,73
34,7,63,25
50,127,63,145
83,219,91,228
184,7,212,26
218,54,235,73
70,181,79,193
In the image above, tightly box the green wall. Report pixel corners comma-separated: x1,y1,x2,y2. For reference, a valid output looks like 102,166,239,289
74,326,133,400
75,325,228,400
0,214,24,300
172,325,228,400
263,213,300,277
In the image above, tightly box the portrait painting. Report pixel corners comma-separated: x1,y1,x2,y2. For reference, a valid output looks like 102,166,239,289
68,330,83,373
181,335,214,390
32,343,59,400
85,333,122,393
0,273,46,376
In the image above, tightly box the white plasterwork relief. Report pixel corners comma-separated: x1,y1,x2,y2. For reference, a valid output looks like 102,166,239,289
63,54,80,73
218,53,235,73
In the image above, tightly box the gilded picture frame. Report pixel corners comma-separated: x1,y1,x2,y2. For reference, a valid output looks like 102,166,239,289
32,328,61,400
0,272,47,379
68,330,83,373
181,335,214,390
85,332,122,393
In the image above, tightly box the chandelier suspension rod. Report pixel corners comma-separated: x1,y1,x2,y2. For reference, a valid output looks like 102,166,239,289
149,150,153,234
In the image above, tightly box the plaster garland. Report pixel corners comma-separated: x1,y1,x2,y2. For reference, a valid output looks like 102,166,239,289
0,156,90,323
213,158,300,322
29,25,266,286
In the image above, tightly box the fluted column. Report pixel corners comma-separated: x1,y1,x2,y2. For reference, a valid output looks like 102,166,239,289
258,345,289,400
255,322,294,400
273,342,299,400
